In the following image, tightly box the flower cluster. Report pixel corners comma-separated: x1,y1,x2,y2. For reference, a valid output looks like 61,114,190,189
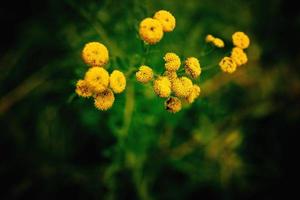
75,42,126,111
136,52,201,113
74,9,251,114
205,34,225,48
139,10,176,44
219,32,250,73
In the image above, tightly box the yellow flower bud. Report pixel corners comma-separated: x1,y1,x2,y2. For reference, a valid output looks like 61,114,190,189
85,67,109,93
82,42,109,67
172,77,193,97
164,71,177,83
232,32,250,49
212,38,225,48
231,47,248,66
165,97,182,113
184,57,201,78
186,84,201,103
109,70,126,94
205,34,215,43
139,18,163,44
219,57,237,73
94,89,115,111
153,76,171,98
164,52,181,71
136,65,153,83
153,10,176,32
75,79,93,98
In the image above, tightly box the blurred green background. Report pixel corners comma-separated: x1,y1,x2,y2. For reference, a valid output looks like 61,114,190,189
1,0,299,199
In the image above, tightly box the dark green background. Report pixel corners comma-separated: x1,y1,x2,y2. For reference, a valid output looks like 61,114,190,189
1,0,299,199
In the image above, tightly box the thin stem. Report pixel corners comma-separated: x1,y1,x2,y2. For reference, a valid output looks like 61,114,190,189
64,0,123,56
141,43,150,64
119,84,135,137
200,44,216,57
202,64,218,71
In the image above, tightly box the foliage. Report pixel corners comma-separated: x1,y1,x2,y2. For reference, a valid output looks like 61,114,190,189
1,0,298,199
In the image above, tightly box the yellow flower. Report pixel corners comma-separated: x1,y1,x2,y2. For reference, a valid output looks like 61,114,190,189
206,35,224,48
75,79,92,98
164,71,177,83
153,10,176,32
232,32,250,49
231,47,248,66
109,70,126,94
164,52,181,71
165,97,182,113
94,89,115,111
139,18,163,44
136,65,153,83
206,34,215,43
212,38,225,48
219,57,237,73
172,77,193,97
186,84,201,103
82,42,109,67
84,67,109,93
153,76,171,98
184,57,201,78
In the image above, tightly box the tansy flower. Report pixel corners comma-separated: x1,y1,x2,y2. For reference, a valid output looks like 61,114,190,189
165,97,182,113
212,38,225,48
186,84,201,103
164,52,181,71
172,77,193,97
75,79,92,98
184,57,201,78
153,10,176,32
205,34,215,43
232,32,250,49
164,71,177,83
136,65,153,83
153,76,171,98
85,67,109,93
94,89,115,111
82,42,109,67
219,57,237,73
231,47,248,66
139,18,163,44
109,70,126,94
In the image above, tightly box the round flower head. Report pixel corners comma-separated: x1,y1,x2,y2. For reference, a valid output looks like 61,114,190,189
94,89,115,111
85,67,109,93
184,57,201,78
153,76,171,98
219,57,237,73
172,77,193,97
232,32,250,49
164,71,177,83
231,47,248,66
139,18,163,44
75,79,92,98
82,42,109,67
153,10,176,32
164,52,181,71
206,34,215,43
136,65,153,83
186,84,201,104
109,70,126,94
212,38,225,48
165,97,182,113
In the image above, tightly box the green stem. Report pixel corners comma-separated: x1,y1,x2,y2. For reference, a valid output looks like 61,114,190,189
141,43,150,64
200,44,216,56
65,0,123,56
119,83,135,137
202,64,218,71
